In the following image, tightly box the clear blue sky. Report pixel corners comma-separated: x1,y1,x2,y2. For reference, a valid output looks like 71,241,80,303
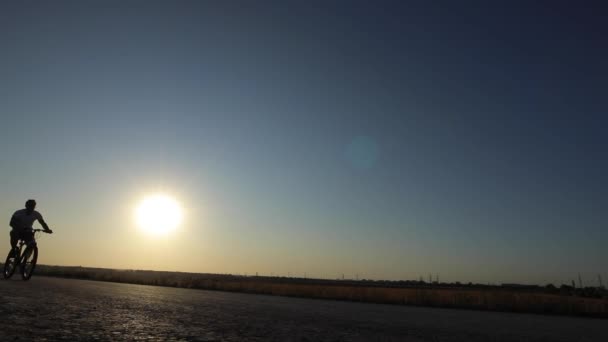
1,1,606,285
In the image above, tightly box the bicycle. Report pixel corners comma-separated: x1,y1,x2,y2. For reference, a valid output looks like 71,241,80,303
3,229,52,281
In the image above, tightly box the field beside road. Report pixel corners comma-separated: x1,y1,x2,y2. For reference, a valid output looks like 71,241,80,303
1,277,607,341
20,265,608,318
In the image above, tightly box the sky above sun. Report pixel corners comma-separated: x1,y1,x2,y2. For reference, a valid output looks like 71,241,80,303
0,1,607,285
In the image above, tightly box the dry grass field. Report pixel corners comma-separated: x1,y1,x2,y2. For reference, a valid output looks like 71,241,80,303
209,281,608,316
19,265,608,318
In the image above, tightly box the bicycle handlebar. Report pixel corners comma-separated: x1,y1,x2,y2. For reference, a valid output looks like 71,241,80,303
32,229,52,233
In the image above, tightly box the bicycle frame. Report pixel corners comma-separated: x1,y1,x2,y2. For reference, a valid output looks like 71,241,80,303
17,229,44,250
16,229,42,258
4,229,48,280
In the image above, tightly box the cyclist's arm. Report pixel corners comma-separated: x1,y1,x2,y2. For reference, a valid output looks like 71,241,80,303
37,213,52,232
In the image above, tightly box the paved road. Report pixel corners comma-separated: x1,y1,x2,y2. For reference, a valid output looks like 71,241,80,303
0,277,606,341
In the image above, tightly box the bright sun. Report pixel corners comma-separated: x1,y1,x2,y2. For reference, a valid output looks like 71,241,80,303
135,194,183,235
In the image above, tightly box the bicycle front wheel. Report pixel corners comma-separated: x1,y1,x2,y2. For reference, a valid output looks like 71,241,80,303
20,245,38,281
3,249,18,279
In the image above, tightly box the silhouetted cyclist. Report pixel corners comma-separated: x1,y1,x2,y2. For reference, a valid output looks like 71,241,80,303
9,200,53,252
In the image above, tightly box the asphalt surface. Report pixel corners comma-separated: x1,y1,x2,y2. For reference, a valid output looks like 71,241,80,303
0,277,606,341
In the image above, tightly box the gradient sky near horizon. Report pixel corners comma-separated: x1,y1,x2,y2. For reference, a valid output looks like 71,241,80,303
1,1,606,285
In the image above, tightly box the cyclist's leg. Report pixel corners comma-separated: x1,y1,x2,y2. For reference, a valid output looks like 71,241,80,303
9,230,19,250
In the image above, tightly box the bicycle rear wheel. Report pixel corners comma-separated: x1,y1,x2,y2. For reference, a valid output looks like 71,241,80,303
20,245,38,281
3,249,18,279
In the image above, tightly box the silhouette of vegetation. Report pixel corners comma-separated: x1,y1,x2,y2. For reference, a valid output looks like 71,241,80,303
7,264,607,318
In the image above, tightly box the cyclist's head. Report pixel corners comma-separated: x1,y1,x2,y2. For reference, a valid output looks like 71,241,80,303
25,199,36,211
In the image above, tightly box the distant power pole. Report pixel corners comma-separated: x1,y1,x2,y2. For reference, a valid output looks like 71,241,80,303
598,274,604,288
578,273,583,288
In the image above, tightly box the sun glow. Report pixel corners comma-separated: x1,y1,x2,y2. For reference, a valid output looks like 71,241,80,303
135,194,183,235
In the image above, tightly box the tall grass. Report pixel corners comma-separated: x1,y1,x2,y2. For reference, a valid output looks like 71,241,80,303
195,281,608,317
18,265,608,318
